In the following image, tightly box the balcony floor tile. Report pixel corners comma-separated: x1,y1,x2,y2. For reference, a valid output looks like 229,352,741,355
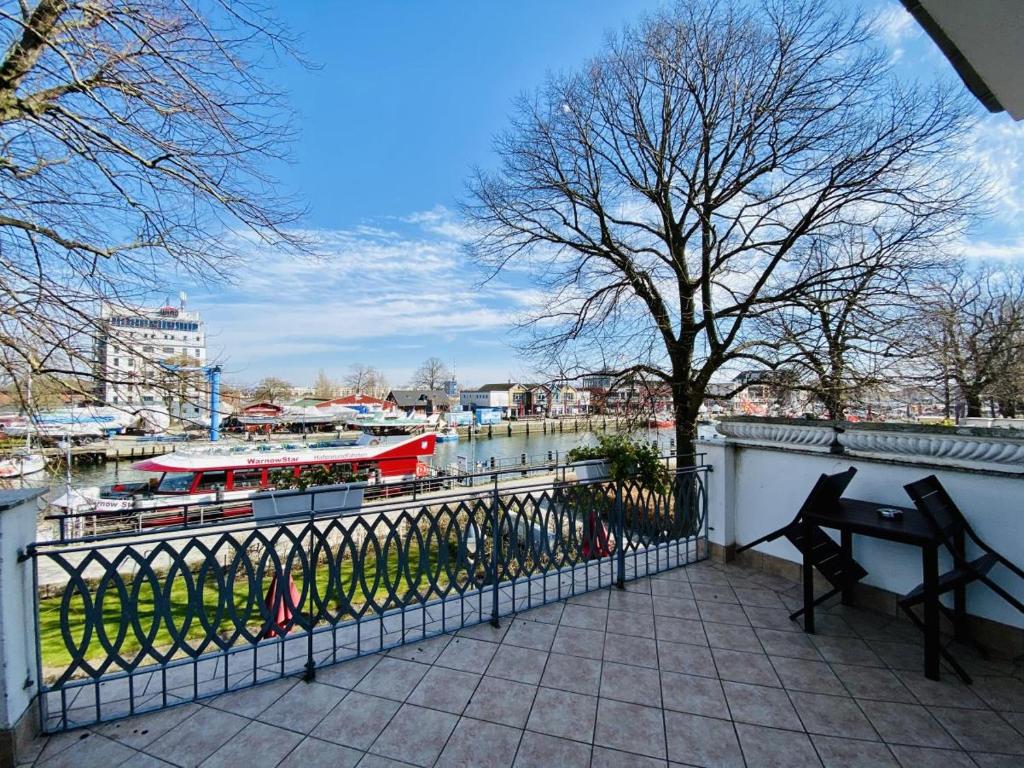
24,559,1024,768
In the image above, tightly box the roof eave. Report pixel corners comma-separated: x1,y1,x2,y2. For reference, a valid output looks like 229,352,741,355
900,0,1005,114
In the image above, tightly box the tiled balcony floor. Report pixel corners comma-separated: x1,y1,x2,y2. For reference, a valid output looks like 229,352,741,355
21,560,1024,768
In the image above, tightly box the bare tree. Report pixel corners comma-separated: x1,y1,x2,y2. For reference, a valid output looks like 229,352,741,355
759,223,955,420
918,263,1024,419
0,1,305,418
464,0,976,456
988,353,1024,419
410,357,450,391
252,376,292,404
343,364,387,397
313,369,336,399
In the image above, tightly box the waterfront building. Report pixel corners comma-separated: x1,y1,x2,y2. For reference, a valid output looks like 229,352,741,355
523,383,551,415
523,383,590,416
459,383,527,418
386,389,453,415
93,301,207,422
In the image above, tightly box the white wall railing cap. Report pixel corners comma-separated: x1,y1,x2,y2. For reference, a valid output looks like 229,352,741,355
0,488,47,514
715,417,1024,473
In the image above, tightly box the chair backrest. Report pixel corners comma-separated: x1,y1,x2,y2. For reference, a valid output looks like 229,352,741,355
797,466,857,519
904,475,967,547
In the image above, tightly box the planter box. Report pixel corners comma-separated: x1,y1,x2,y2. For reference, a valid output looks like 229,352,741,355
250,482,366,521
570,459,610,481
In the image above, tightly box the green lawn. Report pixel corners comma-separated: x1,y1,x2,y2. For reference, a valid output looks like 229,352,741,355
39,541,472,675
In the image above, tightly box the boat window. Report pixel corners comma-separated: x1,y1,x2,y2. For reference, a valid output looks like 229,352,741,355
157,472,195,493
196,471,227,491
231,469,263,489
268,466,299,486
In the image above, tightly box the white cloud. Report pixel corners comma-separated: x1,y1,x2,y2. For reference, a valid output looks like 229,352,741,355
402,205,479,243
957,237,1024,261
964,120,1024,222
193,209,528,382
872,5,918,62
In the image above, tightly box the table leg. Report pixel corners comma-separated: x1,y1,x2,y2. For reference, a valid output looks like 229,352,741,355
802,517,815,634
922,542,940,681
841,529,854,606
953,529,968,642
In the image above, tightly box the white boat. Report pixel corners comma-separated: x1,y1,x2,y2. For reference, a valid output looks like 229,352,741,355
0,451,46,479
0,395,47,479
435,425,460,443
235,404,358,428
3,406,134,440
50,432,437,526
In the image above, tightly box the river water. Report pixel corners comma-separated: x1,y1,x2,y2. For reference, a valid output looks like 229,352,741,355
65,426,679,488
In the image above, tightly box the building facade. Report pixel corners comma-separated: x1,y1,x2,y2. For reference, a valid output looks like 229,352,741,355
94,303,208,422
386,390,453,415
459,383,527,417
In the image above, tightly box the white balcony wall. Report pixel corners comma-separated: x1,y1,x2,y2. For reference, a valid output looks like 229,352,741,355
699,426,1024,631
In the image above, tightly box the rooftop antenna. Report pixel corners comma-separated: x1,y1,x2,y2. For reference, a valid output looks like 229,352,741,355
179,290,188,309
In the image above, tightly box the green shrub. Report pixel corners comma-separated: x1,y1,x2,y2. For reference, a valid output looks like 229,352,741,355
567,434,669,493
270,464,368,492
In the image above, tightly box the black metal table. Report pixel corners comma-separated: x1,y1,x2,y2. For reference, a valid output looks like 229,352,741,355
801,498,963,681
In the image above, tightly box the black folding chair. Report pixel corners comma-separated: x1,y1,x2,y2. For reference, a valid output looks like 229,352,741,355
737,467,864,621
902,475,1024,684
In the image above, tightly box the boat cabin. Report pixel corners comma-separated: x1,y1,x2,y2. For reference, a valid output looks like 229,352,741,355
152,458,392,496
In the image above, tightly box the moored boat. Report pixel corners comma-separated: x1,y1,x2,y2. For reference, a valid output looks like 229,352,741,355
0,451,46,479
50,432,437,527
435,425,460,442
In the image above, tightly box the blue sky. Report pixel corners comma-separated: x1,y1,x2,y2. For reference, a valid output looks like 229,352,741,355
184,1,1024,390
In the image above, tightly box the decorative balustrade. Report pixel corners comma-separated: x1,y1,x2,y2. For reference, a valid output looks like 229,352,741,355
28,466,708,732
714,418,837,451
714,417,1024,473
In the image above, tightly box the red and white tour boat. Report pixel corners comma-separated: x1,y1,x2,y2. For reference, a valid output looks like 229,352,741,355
50,432,436,526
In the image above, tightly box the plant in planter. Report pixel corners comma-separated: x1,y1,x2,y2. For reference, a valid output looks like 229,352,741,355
567,434,669,493
252,465,370,520
565,434,700,540
566,435,672,557
269,464,368,492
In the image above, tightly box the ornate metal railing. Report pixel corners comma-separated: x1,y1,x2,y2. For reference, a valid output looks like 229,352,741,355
28,465,708,732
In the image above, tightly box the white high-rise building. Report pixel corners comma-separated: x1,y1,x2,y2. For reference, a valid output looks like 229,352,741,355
94,301,208,421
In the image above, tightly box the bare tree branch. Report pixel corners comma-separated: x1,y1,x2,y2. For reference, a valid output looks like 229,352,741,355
463,0,978,454
0,0,307,423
